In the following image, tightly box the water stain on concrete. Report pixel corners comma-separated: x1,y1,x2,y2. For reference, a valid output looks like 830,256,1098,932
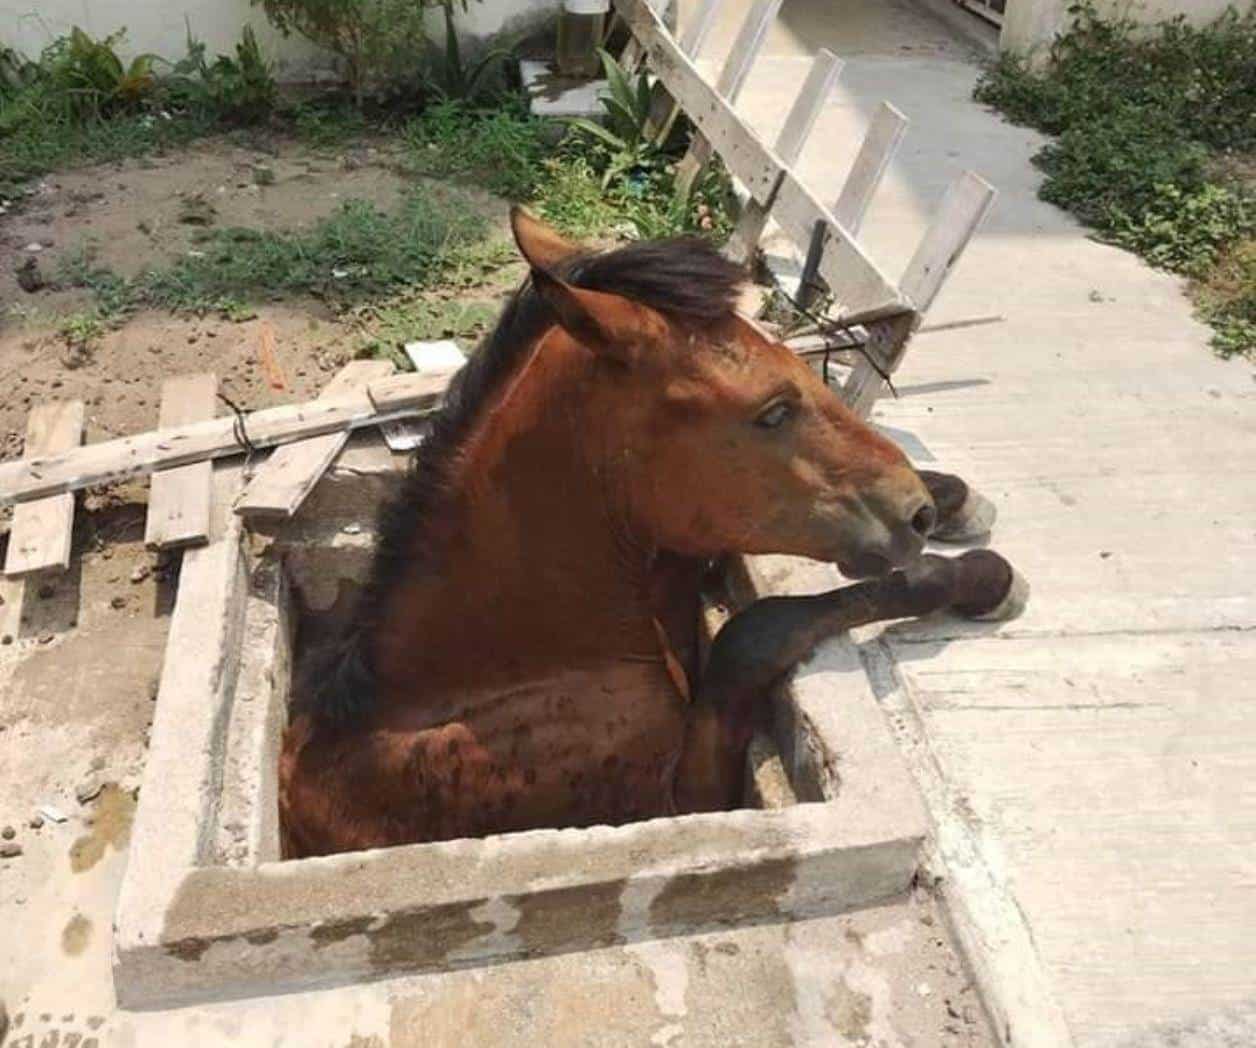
510,879,626,955
649,856,796,932
61,913,93,956
367,902,494,972
68,785,135,873
826,977,873,1041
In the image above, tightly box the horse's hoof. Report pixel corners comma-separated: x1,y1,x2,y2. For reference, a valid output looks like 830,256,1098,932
951,550,1029,621
931,487,998,543
966,565,1029,621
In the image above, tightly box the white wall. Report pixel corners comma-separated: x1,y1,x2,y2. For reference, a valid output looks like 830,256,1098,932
1001,0,1254,56
0,0,558,82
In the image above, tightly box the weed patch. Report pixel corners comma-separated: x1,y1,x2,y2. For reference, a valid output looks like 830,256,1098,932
59,186,498,318
402,95,735,241
352,289,509,365
402,97,548,199
0,26,276,195
975,3,1256,357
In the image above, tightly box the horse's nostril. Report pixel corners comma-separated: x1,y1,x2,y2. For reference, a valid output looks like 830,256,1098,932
911,504,937,537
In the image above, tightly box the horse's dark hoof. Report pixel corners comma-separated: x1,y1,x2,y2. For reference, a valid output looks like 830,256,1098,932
931,487,998,543
951,550,1029,621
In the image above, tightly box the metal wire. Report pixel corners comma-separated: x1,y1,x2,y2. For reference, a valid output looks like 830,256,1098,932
217,391,258,474
778,289,900,398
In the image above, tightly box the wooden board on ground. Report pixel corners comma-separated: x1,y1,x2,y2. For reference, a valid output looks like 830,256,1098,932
145,374,218,549
3,401,85,576
379,342,467,452
235,360,395,520
0,371,452,509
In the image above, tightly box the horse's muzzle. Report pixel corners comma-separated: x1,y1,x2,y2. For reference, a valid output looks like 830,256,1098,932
836,484,934,579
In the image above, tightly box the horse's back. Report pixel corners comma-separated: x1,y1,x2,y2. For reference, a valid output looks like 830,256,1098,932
279,660,687,856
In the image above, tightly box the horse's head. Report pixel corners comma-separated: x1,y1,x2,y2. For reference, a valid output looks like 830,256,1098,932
512,208,934,578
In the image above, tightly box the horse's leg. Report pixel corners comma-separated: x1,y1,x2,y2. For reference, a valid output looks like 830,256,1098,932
917,469,998,542
674,550,1027,812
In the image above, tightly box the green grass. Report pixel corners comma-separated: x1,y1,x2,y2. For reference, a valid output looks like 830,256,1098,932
1,111,216,196
401,98,737,242
351,290,509,366
58,185,500,320
290,98,375,148
13,31,739,373
401,96,549,200
974,3,1256,358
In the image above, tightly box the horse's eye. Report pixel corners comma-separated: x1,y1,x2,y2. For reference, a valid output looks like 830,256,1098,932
755,401,794,429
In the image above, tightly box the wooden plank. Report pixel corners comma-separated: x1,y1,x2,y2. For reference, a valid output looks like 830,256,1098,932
838,173,994,417
0,371,452,509
840,312,915,418
235,360,395,520
768,172,905,321
832,101,909,235
673,0,783,201
4,401,84,575
773,50,844,166
367,369,458,413
615,0,906,319
728,50,843,263
678,0,721,59
619,0,671,69
794,102,907,307
120,501,249,922
643,0,722,151
900,170,997,312
144,374,218,550
620,0,779,204
714,0,783,104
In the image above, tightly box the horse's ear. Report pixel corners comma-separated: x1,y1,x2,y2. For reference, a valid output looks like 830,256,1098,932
530,267,666,367
510,205,582,271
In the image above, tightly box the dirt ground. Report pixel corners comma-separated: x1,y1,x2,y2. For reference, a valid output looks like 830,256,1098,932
0,134,518,469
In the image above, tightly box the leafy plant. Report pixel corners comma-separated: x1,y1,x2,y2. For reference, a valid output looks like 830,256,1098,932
0,27,159,134
975,2,1256,357
253,0,470,107
401,93,734,241
565,49,669,189
56,28,159,115
165,25,277,123
57,310,107,367
290,98,370,146
0,28,219,193
421,0,515,102
1198,237,1256,358
0,46,39,104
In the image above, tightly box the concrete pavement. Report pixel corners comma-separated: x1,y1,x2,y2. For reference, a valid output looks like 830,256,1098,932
706,0,1256,1043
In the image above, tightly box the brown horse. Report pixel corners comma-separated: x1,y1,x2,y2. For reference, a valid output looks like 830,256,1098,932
279,209,1023,857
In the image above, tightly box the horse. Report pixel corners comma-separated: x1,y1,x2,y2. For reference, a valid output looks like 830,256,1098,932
279,208,1024,857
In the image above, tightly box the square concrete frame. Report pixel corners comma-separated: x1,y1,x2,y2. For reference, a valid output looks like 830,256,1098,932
113,441,929,1008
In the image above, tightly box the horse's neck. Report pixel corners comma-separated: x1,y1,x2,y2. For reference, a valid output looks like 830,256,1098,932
371,336,683,701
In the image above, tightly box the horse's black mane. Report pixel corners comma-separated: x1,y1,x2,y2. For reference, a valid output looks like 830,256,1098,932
296,236,746,727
